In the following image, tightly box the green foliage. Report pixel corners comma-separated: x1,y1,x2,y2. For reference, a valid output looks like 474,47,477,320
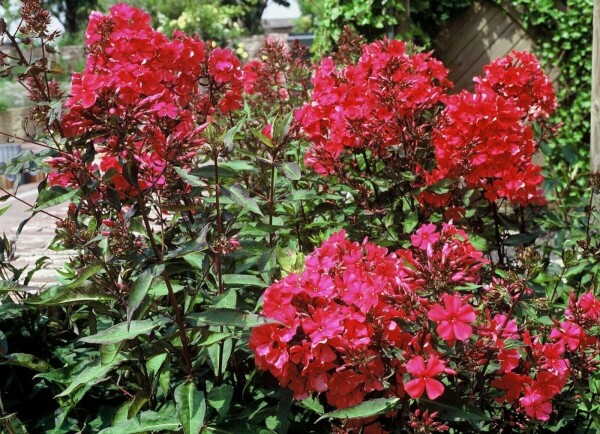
0,2,599,432
503,0,592,201
308,0,472,53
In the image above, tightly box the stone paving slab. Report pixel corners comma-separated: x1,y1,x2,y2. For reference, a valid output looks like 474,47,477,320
1,183,71,287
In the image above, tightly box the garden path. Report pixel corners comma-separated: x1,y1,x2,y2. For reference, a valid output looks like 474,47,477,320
2,182,71,287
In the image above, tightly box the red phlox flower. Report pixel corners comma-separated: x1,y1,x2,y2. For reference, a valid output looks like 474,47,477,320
327,370,366,409
427,293,476,345
540,342,570,375
302,307,345,346
411,223,440,250
404,355,447,400
520,391,553,421
474,51,557,121
208,47,241,84
491,372,531,403
497,342,521,373
550,320,582,351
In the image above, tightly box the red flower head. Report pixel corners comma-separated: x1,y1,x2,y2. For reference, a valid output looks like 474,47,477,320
427,293,476,345
404,356,447,400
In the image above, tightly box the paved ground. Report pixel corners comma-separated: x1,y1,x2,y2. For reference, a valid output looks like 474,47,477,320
1,182,71,287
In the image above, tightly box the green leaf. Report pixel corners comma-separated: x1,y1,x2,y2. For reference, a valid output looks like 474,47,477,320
175,382,206,434
428,178,456,194
80,318,169,345
146,353,168,376
223,116,247,148
127,265,164,326
166,231,209,259
251,129,273,148
35,186,77,210
0,414,29,434
190,163,236,179
182,252,207,269
402,211,418,234
147,280,184,297
100,343,121,365
298,396,324,415
0,205,11,216
504,231,542,246
187,309,278,329
175,167,204,187
276,246,305,277
123,161,140,188
25,285,114,306
128,391,150,419
99,411,181,434
222,274,267,288
207,385,233,419
196,331,231,346
276,161,301,181
222,184,263,216
57,356,124,397
0,280,39,294
2,353,49,372
62,262,105,290
272,110,294,144
419,398,490,422
316,397,400,422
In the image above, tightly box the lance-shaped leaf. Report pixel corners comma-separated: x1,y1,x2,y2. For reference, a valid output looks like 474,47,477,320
98,411,181,434
2,353,49,372
276,161,301,181
316,397,400,422
175,167,204,187
175,381,206,434
25,285,115,306
80,317,169,345
222,115,247,149
35,186,78,210
57,356,125,397
222,274,267,288
419,398,491,422
222,184,263,216
127,265,164,326
207,385,233,419
187,309,279,329
62,262,105,290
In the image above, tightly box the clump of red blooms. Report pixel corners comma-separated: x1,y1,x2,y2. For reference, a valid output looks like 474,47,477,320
251,223,600,432
47,3,242,201
297,41,557,208
242,37,310,111
297,39,451,176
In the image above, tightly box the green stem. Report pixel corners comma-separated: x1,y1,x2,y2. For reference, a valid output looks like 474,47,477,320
268,158,277,248
138,191,193,376
213,150,225,384
492,202,505,266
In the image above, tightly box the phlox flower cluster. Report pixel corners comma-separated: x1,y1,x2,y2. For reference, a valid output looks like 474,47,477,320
48,4,242,200
250,224,484,423
296,39,451,176
251,223,600,430
242,38,310,111
425,51,556,207
298,41,556,208
487,307,599,422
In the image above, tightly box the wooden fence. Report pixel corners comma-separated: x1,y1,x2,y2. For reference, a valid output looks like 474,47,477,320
435,0,542,90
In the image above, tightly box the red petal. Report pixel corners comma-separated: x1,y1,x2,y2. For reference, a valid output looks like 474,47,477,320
425,379,445,400
428,304,449,321
436,321,454,341
453,321,473,341
404,379,425,399
406,356,426,375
